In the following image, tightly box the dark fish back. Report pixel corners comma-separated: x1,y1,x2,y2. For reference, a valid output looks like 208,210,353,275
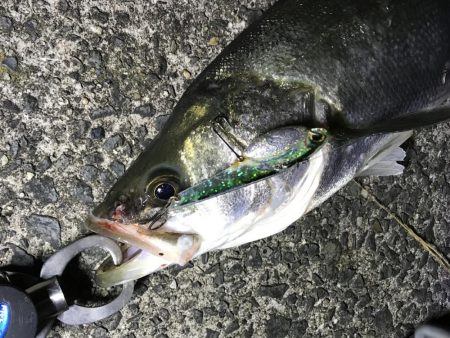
197,0,450,131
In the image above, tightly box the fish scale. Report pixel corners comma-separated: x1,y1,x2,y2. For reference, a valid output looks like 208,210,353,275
87,0,450,286
196,0,450,130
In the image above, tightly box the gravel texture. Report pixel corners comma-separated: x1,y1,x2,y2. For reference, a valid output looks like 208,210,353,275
0,1,449,337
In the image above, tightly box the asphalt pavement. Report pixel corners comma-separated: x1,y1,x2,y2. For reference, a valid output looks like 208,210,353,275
0,1,449,337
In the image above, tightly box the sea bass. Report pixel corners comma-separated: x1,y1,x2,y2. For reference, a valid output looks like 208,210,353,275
87,0,450,286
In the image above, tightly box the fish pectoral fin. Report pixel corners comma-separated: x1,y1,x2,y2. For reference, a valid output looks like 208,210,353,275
333,105,450,137
357,131,412,177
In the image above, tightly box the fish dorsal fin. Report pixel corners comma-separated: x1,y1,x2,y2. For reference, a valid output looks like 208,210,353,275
332,105,450,137
357,131,412,177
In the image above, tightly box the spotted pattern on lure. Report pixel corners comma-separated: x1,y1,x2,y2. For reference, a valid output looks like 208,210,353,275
175,128,328,206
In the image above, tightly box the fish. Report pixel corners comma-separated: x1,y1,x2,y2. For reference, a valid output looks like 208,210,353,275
86,0,450,286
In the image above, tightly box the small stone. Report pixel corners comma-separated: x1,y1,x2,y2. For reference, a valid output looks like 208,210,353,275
208,37,219,46
91,126,105,139
88,50,103,67
2,56,18,71
314,287,329,299
1,155,8,166
54,154,71,169
258,284,289,299
213,270,224,286
351,274,365,289
27,214,61,247
411,288,429,303
100,312,122,331
321,240,342,262
290,319,308,337
103,134,124,150
157,55,167,74
340,266,357,283
245,246,262,268
159,308,170,321
115,11,130,25
134,104,156,117
7,141,19,158
225,319,239,334
91,7,109,23
91,106,114,119
227,263,243,275
365,231,376,252
205,329,219,338
72,179,94,203
265,314,291,338
81,165,99,183
193,309,203,324
182,69,192,79
99,171,115,187
372,219,383,233
374,306,393,333
23,94,39,111
110,160,125,177
24,18,39,40
135,126,148,140
81,97,90,106
89,25,103,35
356,216,363,227
0,16,13,31
24,176,59,204
361,188,369,199
2,100,20,113
89,327,107,337
155,115,169,131
169,280,177,289
379,263,394,280
286,293,298,304
200,252,209,264
37,157,52,172
25,172,35,180
4,243,34,267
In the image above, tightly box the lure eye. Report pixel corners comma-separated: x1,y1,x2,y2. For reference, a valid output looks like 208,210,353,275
154,183,176,200
308,129,327,143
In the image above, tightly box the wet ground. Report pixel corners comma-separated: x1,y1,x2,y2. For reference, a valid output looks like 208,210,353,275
0,1,449,337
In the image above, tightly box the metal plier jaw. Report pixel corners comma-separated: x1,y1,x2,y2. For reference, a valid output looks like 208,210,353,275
0,235,134,338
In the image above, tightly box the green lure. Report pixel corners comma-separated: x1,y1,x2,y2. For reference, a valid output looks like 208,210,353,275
175,127,328,206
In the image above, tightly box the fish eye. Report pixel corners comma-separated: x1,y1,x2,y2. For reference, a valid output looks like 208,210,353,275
146,174,180,202
154,183,176,200
308,129,327,143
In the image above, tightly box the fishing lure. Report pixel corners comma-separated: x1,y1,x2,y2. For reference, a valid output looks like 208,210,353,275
175,127,328,206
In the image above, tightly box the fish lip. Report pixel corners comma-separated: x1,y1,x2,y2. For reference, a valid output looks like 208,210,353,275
86,214,133,236
85,214,201,266
86,214,153,246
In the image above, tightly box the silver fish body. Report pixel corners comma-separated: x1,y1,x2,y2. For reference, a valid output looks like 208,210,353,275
94,131,411,286
88,0,450,286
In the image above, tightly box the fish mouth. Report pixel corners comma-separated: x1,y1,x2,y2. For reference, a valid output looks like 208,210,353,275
86,214,201,266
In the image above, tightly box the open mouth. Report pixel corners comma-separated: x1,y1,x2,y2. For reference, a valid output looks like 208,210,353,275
86,214,201,266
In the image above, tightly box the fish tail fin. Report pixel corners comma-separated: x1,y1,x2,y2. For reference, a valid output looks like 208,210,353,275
357,131,413,177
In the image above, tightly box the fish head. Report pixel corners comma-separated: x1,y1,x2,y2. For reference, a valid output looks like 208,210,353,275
87,90,241,263
86,84,329,285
